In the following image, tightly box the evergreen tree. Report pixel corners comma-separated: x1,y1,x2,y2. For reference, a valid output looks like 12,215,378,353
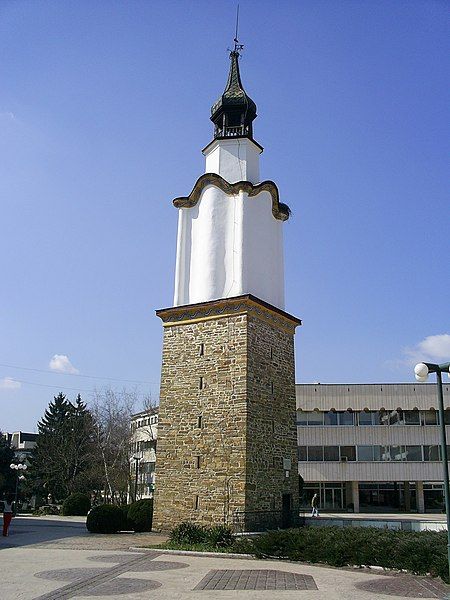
0,432,15,495
31,393,97,501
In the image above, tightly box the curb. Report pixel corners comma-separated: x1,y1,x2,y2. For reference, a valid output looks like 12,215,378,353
129,547,254,560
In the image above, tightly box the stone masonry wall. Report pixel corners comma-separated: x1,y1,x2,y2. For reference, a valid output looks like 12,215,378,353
152,298,299,531
246,313,299,515
152,313,249,530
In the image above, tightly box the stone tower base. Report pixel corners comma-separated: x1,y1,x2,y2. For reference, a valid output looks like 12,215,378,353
152,294,301,532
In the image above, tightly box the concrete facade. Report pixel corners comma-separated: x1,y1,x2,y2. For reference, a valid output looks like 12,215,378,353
297,383,450,513
152,295,300,531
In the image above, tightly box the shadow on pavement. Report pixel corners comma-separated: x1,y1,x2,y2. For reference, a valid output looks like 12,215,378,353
0,516,88,549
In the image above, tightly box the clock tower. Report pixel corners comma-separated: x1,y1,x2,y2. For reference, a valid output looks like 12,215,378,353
152,46,301,531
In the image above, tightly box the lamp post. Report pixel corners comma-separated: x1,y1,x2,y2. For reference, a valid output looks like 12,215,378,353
9,462,28,506
131,454,142,503
414,361,450,581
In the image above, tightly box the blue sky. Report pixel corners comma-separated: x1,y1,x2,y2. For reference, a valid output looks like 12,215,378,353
1,0,448,432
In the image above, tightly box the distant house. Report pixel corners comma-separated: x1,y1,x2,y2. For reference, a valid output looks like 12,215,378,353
129,409,158,500
3,431,38,461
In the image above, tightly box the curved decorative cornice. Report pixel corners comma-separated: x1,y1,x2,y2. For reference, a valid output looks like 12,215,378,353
172,173,291,221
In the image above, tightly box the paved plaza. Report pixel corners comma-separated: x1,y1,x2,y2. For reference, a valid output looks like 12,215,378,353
1,515,449,600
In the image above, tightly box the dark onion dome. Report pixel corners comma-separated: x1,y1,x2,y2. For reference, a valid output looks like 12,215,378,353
210,50,257,140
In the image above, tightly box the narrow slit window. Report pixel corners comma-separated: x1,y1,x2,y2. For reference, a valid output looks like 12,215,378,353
194,495,199,510
270,346,273,360
271,381,274,394
195,455,201,469
197,415,203,429
199,343,204,357
199,376,204,390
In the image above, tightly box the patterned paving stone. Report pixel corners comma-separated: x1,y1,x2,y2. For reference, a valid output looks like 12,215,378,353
88,553,146,563
193,569,318,591
88,554,189,571
80,577,161,595
128,560,190,572
33,551,162,600
355,574,448,598
35,568,106,582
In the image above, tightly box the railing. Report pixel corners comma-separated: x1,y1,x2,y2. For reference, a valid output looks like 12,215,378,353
214,125,250,138
232,509,305,533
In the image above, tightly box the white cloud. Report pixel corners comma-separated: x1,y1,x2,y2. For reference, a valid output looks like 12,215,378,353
0,377,21,390
0,111,16,121
49,354,79,374
403,334,450,364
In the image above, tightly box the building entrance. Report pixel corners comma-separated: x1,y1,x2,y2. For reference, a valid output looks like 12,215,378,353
303,483,346,511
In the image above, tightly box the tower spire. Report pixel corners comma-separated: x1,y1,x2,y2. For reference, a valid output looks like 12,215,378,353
210,18,257,141
233,4,243,54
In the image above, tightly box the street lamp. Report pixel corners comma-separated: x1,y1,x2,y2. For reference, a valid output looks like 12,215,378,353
131,454,142,503
10,462,28,506
414,361,450,581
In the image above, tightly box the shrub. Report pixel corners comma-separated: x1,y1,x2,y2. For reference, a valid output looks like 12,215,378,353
119,504,133,531
86,504,124,534
248,526,449,582
206,525,234,548
127,499,153,532
170,522,207,545
169,522,235,549
62,493,91,516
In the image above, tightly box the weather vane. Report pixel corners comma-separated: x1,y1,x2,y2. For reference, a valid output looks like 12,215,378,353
232,4,244,54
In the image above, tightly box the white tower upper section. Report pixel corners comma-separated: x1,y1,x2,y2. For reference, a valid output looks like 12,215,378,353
172,50,290,311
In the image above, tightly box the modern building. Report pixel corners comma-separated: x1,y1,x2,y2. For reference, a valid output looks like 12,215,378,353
296,383,450,513
152,42,301,531
129,410,158,500
3,431,38,460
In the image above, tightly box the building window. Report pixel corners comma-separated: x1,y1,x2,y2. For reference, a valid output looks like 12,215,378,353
195,455,201,469
199,376,204,390
340,446,356,461
307,412,324,426
422,410,438,425
357,445,374,461
307,446,324,461
338,411,354,426
194,495,199,510
199,343,204,357
390,445,404,461
298,446,307,461
197,415,203,429
424,445,440,461
324,411,338,426
323,446,339,461
405,445,423,461
297,412,308,426
404,410,420,425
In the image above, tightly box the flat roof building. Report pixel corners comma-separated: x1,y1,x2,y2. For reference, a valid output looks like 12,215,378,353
296,383,450,513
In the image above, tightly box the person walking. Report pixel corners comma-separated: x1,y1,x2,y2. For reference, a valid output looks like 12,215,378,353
311,493,319,517
2,495,14,536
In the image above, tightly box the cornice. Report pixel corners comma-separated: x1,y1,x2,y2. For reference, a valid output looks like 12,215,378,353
172,173,291,222
156,294,301,333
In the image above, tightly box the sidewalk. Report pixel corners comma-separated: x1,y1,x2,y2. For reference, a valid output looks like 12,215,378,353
1,515,449,599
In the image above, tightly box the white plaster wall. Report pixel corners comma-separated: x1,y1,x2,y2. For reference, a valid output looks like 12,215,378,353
173,185,285,309
173,137,285,309
204,138,261,184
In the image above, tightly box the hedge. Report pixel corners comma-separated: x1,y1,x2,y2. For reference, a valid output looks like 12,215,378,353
127,499,153,532
170,522,234,549
86,504,124,534
61,493,91,516
247,526,449,582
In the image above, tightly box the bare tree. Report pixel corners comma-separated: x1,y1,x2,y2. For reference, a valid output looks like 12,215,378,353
89,387,141,503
